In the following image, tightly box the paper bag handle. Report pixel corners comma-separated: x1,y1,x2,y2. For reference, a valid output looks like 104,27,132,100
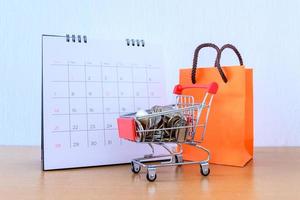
191,43,228,84
215,44,244,67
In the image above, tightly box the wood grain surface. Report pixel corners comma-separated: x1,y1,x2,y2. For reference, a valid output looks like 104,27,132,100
0,146,299,199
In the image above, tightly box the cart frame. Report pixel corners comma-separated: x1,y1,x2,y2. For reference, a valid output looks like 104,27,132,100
117,82,218,181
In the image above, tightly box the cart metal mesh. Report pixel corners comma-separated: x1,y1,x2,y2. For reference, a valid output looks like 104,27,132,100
117,82,218,181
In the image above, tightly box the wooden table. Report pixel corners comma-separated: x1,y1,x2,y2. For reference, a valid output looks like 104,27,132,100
0,147,299,199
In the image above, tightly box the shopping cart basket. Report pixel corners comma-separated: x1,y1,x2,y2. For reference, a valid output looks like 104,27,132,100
117,82,218,181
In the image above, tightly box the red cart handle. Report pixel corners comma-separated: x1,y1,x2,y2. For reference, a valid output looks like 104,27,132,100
173,82,218,95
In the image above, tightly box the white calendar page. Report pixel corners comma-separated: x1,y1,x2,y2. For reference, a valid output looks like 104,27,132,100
42,35,167,170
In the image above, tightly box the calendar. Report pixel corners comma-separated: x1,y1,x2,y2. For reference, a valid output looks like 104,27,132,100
42,35,167,170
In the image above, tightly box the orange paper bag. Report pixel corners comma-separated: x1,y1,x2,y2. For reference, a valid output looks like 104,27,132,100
180,43,253,167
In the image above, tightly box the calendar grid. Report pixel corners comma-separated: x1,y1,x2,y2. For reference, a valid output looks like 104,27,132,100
51,63,160,69
67,63,72,148
130,65,136,111
116,64,122,145
52,96,160,99
52,128,117,133
84,63,90,146
52,80,160,84
49,61,162,146
99,63,107,145
52,112,119,116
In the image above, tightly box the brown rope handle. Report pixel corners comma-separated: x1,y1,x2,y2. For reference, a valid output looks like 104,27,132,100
191,43,228,84
215,44,244,68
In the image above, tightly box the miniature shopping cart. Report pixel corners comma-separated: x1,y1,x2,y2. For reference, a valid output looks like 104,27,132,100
117,82,218,181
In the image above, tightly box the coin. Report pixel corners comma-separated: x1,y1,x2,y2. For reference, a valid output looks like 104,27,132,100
135,105,189,143
174,118,187,143
135,120,145,142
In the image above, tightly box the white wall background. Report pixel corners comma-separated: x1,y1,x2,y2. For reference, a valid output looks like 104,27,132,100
0,0,299,146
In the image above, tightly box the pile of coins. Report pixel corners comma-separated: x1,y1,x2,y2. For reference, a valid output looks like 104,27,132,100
135,105,189,143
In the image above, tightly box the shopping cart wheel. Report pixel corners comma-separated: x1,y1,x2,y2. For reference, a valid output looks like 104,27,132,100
131,162,141,174
200,163,210,176
146,168,157,182
201,168,210,176
146,173,157,182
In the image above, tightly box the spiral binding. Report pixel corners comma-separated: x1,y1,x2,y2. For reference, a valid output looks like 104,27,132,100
66,34,87,43
126,39,145,47
65,35,144,46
